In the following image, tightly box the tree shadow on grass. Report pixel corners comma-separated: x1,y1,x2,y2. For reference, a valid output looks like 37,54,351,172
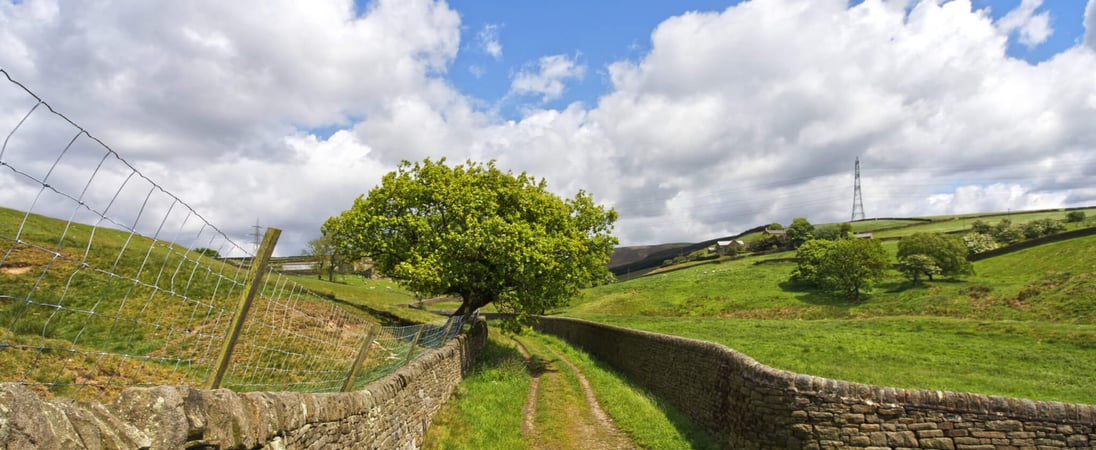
777,280,855,308
880,278,967,294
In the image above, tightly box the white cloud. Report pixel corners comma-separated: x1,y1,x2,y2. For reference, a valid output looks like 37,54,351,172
996,0,1053,48
0,0,463,254
2,0,1095,253
925,184,1068,215
588,0,1096,240
509,53,585,102
476,23,503,60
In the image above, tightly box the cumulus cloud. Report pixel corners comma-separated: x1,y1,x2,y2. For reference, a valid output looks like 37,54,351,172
582,0,1096,240
2,0,1095,252
509,53,585,102
0,0,463,253
996,0,1052,48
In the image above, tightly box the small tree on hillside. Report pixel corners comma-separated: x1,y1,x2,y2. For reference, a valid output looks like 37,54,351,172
962,232,998,254
785,217,815,248
897,232,972,280
790,239,834,284
305,234,343,281
814,223,853,241
898,254,941,284
792,238,889,303
995,225,1025,245
1066,211,1086,223
818,239,890,303
970,219,993,234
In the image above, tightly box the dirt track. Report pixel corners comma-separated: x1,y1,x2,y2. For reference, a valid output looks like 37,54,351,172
511,336,634,450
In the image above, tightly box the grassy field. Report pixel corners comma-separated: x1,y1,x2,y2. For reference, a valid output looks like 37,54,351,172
563,215,1096,405
287,274,441,324
0,207,435,399
570,315,1096,404
870,207,1096,238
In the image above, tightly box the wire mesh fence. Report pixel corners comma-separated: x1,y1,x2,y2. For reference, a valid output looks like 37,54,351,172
0,68,463,402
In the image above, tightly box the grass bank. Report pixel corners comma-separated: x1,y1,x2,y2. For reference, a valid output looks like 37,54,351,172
568,314,1096,405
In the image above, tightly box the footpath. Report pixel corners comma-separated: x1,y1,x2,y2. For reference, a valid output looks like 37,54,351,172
510,335,635,450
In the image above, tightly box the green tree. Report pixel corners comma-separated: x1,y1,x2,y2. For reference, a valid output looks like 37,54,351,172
897,232,973,280
305,234,343,281
792,238,889,302
1035,218,1065,235
898,254,941,284
1020,219,1065,240
962,232,998,254
818,239,890,303
814,223,853,241
785,217,815,248
790,239,834,284
970,220,992,234
1066,211,1086,223
995,225,1025,245
323,159,618,327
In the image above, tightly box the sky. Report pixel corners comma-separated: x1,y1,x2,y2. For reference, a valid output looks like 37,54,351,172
1,0,1096,257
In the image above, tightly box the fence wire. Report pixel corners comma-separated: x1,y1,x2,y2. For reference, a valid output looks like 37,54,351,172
0,68,462,402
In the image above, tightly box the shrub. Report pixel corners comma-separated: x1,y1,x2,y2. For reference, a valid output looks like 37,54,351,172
1066,211,1086,223
962,233,998,254
970,219,993,234
995,225,1025,245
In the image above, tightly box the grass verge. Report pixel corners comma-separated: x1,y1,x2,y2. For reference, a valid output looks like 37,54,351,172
422,332,529,449
570,314,1096,405
529,332,721,449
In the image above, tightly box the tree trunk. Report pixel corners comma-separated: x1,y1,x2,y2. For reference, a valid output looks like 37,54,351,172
453,296,492,323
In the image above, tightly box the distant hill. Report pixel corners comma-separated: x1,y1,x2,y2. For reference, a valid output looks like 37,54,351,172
609,225,769,277
608,206,1096,278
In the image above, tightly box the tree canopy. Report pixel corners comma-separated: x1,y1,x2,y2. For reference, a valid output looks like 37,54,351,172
785,217,815,248
896,232,972,280
792,238,889,303
322,159,618,328
304,233,344,281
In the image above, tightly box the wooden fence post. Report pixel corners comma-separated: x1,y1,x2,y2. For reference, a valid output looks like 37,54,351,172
207,227,280,390
402,324,426,366
440,317,456,343
341,324,378,392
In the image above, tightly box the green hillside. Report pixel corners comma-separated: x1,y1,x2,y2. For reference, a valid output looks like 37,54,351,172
565,209,1096,404
0,206,426,399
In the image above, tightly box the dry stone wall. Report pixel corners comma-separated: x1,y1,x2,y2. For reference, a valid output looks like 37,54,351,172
536,317,1095,449
0,318,486,449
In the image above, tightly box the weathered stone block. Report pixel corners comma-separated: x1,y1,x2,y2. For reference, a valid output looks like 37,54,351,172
987,420,1025,431
886,430,919,447
920,437,956,450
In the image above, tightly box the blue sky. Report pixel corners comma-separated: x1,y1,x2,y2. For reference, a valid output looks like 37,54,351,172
2,0,1096,253
445,0,734,116
441,0,1089,119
